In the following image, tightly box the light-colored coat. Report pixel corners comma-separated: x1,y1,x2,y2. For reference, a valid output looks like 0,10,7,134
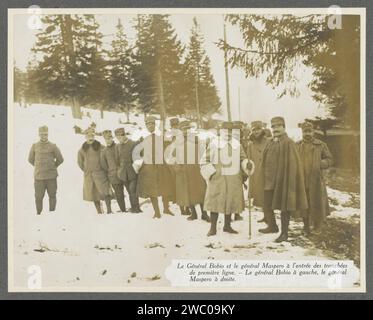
201,138,248,215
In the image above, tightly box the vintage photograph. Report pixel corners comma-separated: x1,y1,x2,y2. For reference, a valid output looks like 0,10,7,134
8,7,365,292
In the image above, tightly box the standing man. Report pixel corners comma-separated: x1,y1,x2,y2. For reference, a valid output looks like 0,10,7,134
259,117,308,242
201,121,254,236
77,128,112,214
100,130,127,213
168,120,210,222
135,116,175,219
246,121,270,222
28,126,64,215
296,122,333,235
114,127,141,213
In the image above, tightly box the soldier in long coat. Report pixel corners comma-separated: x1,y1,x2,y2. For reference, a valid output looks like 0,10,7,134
100,130,127,213
296,122,333,234
259,117,308,242
134,116,175,219
201,121,254,236
114,127,141,213
166,120,210,222
28,126,64,215
78,128,111,214
246,121,270,222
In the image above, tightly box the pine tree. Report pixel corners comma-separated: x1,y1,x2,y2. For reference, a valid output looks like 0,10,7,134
132,14,187,119
31,15,80,117
74,15,108,112
107,18,136,121
14,65,26,105
218,14,360,129
31,14,108,118
24,56,43,105
184,17,221,122
132,15,156,115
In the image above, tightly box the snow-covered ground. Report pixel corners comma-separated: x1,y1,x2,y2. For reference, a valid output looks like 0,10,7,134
9,103,360,290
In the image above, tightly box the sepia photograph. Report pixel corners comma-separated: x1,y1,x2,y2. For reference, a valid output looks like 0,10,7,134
7,7,365,292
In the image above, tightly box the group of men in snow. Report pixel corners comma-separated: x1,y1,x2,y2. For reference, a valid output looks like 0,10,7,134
28,115,333,243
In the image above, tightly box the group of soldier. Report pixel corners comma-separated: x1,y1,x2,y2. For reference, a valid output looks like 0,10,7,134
28,115,333,243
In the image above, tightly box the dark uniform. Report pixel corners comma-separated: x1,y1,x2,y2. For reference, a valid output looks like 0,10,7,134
114,128,141,213
296,122,333,234
260,117,308,242
101,130,127,213
246,121,270,212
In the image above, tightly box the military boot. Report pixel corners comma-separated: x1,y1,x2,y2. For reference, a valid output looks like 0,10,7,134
275,212,290,243
259,210,279,233
151,197,161,219
201,210,210,222
207,212,218,236
187,206,198,221
105,196,112,214
223,214,238,234
303,217,311,236
94,201,103,214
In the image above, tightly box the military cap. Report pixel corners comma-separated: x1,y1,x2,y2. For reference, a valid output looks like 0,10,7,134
271,116,285,126
301,122,314,131
251,121,263,130
102,130,113,138
114,128,126,136
84,127,95,135
38,125,48,133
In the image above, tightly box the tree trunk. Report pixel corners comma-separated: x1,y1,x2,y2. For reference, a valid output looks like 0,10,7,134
61,16,81,119
100,105,104,119
157,60,166,130
71,96,82,119
126,103,130,123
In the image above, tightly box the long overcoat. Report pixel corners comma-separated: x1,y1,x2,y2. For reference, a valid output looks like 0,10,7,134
135,133,175,198
246,134,270,207
296,138,333,224
261,134,308,216
78,140,110,201
168,135,206,207
201,138,247,215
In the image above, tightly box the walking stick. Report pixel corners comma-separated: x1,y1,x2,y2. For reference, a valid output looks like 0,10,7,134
248,178,252,239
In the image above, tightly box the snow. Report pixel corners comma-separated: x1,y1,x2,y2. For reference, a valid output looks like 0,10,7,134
10,103,360,290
